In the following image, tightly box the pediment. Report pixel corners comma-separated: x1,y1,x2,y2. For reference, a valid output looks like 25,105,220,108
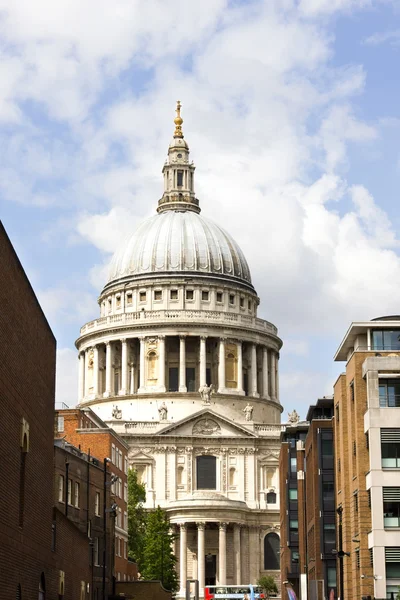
157,409,257,438
130,450,154,461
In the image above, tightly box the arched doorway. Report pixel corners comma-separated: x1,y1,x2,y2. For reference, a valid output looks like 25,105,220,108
264,532,280,570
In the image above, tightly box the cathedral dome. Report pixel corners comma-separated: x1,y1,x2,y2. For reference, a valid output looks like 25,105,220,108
106,210,253,287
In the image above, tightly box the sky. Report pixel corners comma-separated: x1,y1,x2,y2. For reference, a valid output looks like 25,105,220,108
1,0,400,419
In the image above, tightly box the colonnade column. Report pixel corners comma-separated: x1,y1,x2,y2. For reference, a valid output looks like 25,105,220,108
120,338,128,395
218,338,226,393
93,345,99,397
233,524,241,584
139,337,145,392
129,361,135,394
276,354,279,403
179,523,187,595
250,344,259,397
197,522,205,595
237,341,243,393
78,351,85,401
218,523,227,585
104,342,112,397
262,347,269,399
179,335,187,392
199,336,207,388
159,335,166,392
270,352,276,400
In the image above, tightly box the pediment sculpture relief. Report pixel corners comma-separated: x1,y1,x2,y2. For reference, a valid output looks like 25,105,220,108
192,418,221,436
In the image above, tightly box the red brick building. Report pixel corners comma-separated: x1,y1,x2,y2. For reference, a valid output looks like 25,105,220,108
0,221,93,599
55,406,137,582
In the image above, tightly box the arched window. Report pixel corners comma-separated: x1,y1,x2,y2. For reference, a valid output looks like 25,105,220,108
266,491,277,504
196,456,217,490
264,532,280,570
38,573,46,600
177,466,185,486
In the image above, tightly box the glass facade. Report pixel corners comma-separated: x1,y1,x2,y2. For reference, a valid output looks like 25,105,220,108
372,329,400,351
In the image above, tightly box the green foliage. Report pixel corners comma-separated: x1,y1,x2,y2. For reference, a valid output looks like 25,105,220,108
127,468,147,567
257,576,278,599
141,506,178,592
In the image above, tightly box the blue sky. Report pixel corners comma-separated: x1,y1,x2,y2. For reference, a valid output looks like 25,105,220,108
1,0,400,418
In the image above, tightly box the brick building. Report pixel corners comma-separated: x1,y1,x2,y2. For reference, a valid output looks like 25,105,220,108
54,438,114,598
334,317,400,600
55,406,136,582
0,221,92,599
280,399,336,600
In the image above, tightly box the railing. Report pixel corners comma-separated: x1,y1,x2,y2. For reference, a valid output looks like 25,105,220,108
379,394,400,408
384,515,400,527
254,424,282,436
80,309,278,336
124,422,158,430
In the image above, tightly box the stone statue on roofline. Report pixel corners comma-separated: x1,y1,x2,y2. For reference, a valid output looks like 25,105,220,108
112,405,122,419
288,409,300,424
243,403,254,422
158,401,168,421
199,384,214,405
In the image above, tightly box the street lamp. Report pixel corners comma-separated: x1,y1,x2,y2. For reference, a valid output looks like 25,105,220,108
335,506,350,600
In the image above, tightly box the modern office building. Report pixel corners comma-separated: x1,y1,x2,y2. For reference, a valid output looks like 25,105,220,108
334,317,400,600
280,398,336,600
75,103,283,597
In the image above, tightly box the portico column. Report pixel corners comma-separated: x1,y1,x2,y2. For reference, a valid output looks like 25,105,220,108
233,524,241,584
251,344,259,397
179,335,187,392
104,342,112,398
197,522,205,595
129,362,135,394
93,345,99,397
120,338,128,395
139,337,146,392
158,335,166,392
270,352,276,399
237,341,243,393
79,351,85,401
199,336,207,387
218,522,227,585
179,523,187,595
262,347,269,399
218,338,226,393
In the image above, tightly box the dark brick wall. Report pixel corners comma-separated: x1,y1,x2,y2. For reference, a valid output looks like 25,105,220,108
0,221,57,598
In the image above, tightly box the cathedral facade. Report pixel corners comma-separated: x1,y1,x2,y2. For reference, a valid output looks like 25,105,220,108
76,103,283,597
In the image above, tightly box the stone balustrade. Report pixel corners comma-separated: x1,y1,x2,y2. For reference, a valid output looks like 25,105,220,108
79,309,278,336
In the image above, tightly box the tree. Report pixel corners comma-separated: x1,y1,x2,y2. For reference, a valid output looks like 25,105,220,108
141,506,178,592
257,575,278,599
127,468,147,568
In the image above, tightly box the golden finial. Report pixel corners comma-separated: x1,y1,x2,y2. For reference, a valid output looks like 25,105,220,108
174,100,183,138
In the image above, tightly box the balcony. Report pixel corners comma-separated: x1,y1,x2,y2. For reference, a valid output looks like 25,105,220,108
79,309,278,337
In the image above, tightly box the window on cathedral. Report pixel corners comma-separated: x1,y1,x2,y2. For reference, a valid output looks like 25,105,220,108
267,491,277,504
139,291,146,302
248,300,252,311
154,290,162,301
216,292,223,303
177,171,183,187
202,290,209,301
196,456,217,490
186,290,194,301
170,289,178,300
240,297,245,308
126,293,132,305
264,532,280,570
229,294,235,305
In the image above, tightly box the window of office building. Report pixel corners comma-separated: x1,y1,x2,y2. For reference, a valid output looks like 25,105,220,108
383,488,400,527
381,429,400,468
379,379,400,408
372,329,400,351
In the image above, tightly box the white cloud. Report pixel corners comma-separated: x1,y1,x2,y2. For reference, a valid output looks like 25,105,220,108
364,29,400,46
0,0,399,408
55,348,78,408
